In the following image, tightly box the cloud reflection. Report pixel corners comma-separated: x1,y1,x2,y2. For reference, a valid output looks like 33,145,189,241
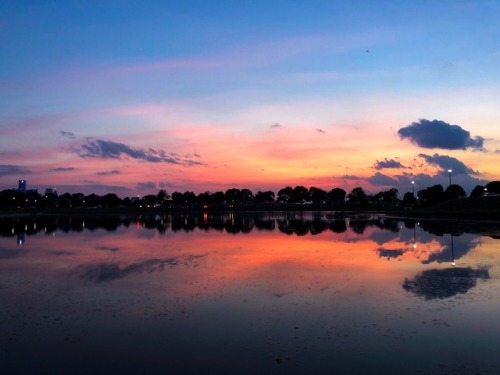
402,267,489,300
78,255,205,283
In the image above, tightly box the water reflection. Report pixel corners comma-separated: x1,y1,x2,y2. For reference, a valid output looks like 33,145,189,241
3,212,499,239
402,267,490,299
1,212,500,374
79,255,205,283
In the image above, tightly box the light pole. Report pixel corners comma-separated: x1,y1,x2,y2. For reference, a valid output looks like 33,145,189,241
411,180,415,197
448,169,452,187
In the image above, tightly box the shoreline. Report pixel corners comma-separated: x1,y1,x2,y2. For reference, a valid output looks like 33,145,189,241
1,205,500,223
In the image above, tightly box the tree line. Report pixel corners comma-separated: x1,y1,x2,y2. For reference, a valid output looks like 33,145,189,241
0,181,499,210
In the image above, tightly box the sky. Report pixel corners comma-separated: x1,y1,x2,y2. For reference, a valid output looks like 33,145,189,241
1,0,500,197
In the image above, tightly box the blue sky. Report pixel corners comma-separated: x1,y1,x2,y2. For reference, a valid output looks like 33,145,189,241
1,1,499,196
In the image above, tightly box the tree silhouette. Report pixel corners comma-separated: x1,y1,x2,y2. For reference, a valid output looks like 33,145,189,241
418,184,444,207
347,187,368,206
470,185,486,198
329,188,346,206
485,181,500,194
309,187,327,205
291,186,309,204
445,184,466,200
277,186,293,203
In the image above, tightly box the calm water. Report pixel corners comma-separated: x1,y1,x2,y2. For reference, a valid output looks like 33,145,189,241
1,212,499,375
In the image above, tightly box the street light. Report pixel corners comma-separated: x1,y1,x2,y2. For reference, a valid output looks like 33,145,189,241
447,169,452,187
411,180,415,197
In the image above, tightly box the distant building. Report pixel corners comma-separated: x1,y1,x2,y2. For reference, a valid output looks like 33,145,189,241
44,187,58,196
18,180,27,193
16,179,38,194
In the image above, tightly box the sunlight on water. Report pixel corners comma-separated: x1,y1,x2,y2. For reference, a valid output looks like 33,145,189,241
1,212,500,374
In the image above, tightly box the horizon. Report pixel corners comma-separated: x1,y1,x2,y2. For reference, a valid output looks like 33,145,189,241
1,1,499,197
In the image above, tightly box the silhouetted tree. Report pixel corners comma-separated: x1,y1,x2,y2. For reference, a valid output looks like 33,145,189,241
347,187,368,206
102,193,122,207
241,189,254,203
212,191,225,204
59,192,72,208
418,184,444,207
183,191,196,205
309,187,327,205
157,189,170,205
197,192,212,205
141,194,158,207
85,193,101,207
485,181,500,194
71,193,85,207
445,184,466,200
225,188,242,204
291,186,309,204
254,190,275,204
470,185,486,198
171,192,184,205
328,188,346,206
402,192,417,207
277,186,293,203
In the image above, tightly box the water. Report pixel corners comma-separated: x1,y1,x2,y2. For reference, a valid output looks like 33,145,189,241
1,212,499,374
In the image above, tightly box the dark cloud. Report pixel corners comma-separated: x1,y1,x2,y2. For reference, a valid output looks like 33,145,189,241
95,245,120,252
49,251,74,256
137,181,156,190
50,167,75,172
78,255,204,283
270,123,281,128
96,170,121,176
377,248,404,260
374,158,404,170
53,183,130,196
0,248,26,259
402,267,489,300
367,172,399,186
78,139,204,166
158,181,177,189
60,130,75,139
0,165,32,176
342,174,362,180
418,153,478,175
316,128,325,134
398,119,484,150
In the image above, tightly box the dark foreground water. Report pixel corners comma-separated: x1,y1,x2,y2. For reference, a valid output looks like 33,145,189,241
1,212,499,374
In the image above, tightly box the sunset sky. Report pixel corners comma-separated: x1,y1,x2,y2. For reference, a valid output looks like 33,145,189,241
1,1,499,197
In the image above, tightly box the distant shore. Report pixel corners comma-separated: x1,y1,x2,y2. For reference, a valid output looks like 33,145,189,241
1,196,500,222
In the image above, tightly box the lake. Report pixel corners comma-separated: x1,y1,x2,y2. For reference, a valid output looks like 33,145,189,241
1,212,499,374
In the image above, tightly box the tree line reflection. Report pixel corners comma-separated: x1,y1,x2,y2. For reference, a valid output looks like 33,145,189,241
2,212,499,242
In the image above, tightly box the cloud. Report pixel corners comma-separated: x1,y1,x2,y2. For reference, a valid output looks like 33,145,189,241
270,123,281,128
78,255,204,283
60,130,75,139
367,172,399,186
0,165,32,176
77,139,204,166
97,170,121,176
377,248,404,260
398,119,484,150
402,267,489,300
137,181,156,190
418,153,478,175
316,128,325,134
95,246,120,252
374,158,404,170
50,167,75,172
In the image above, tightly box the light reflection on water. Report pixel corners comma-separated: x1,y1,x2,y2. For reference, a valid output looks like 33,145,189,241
1,212,500,374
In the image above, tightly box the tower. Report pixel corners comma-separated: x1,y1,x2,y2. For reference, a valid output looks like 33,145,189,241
18,180,27,193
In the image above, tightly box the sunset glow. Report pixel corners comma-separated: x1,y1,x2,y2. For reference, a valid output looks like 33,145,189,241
1,1,499,196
